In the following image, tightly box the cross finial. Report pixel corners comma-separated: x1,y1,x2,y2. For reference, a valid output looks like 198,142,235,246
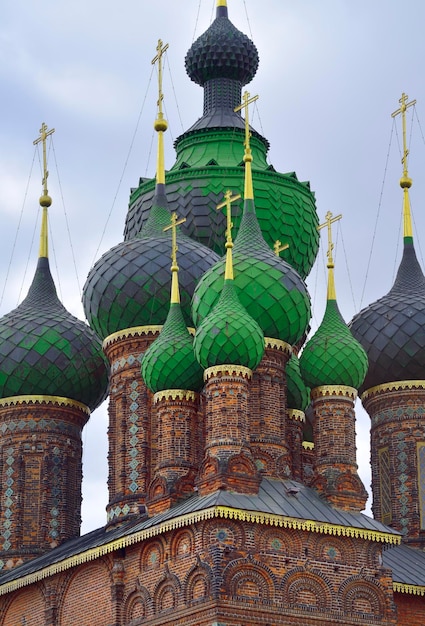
274,240,289,257
152,39,169,118
318,211,342,268
217,190,241,279
163,212,186,304
33,122,55,203
235,91,259,200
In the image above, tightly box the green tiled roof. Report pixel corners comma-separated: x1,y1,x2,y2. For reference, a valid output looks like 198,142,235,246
0,258,109,410
300,299,368,390
141,303,204,393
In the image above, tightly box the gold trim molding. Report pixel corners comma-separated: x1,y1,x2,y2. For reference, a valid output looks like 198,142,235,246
204,365,252,382
361,380,425,402
154,390,197,404
264,337,292,354
302,441,314,451
288,409,305,422
0,395,90,415
311,385,357,401
0,504,400,596
393,582,425,596
103,326,163,349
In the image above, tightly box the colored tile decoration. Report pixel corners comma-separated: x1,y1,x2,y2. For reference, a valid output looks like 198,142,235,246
378,447,392,526
128,381,139,495
396,433,409,535
49,448,62,540
111,353,143,374
1,448,15,557
418,443,425,529
0,417,80,438
107,503,130,523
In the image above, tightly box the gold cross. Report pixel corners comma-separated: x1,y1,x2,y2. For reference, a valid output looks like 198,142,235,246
318,211,342,267
33,123,55,196
392,93,416,178
217,190,241,247
274,240,289,257
152,39,169,116
164,212,186,268
235,91,259,151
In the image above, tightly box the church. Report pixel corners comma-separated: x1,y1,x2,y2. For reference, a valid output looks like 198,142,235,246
0,1,425,623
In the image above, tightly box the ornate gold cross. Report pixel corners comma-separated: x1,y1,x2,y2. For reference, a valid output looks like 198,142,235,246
318,211,342,267
33,122,55,197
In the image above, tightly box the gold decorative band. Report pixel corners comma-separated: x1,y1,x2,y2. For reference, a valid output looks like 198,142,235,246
0,395,90,415
302,441,314,451
103,325,163,348
361,380,425,402
393,582,425,596
264,337,292,354
287,409,305,422
311,385,357,401
154,390,196,404
204,365,252,381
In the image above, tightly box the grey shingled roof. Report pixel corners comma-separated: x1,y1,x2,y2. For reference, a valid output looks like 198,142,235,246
383,543,425,587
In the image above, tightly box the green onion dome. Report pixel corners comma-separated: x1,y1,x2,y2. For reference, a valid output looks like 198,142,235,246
193,279,264,370
300,299,368,390
124,4,319,279
192,198,311,346
350,240,425,393
286,353,310,412
141,302,204,393
0,257,109,411
82,184,219,340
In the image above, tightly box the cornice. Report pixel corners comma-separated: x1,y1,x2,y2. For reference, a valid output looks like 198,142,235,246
103,326,163,349
287,409,305,422
311,385,357,401
264,337,292,354
361,380,425,402
0,395,90,415
154,390,197,404
204,365,252,382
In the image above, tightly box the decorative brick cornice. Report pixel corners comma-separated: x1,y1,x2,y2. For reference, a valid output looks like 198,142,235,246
153,390,197,404
264,337,292,355
0,395,90,415
103,326,163,349
311,385,357,401
393,582,425,596
204,365,252,382
287,409,305,422
361,380,425,402
302,441,314,450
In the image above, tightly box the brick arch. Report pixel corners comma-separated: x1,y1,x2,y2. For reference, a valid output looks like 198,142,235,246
202,519,245,550
309,533,355,564
366,542,384,569
170,528,195,560
223,558,276,603
281,568,333,612
140,537,166,571
124,584,152,625
257,526,302,557
339,576,387,618
59,560,113,625
153,570,181,615
183,561,213,604
2,584,45,626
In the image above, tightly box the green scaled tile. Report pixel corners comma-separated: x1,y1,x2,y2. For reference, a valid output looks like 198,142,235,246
300,299,368,390
286,354,310,412
0,258,109,410
141,303,204,393
193,280,264,370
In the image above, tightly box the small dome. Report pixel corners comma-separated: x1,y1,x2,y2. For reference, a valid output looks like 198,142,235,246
192,199,311,345
300,299,368,390
83,186,219,339
193,279,264,371
286,353,310,412
141,303,204,393
0,258,109,411
185,4,259,87
350,241,425,392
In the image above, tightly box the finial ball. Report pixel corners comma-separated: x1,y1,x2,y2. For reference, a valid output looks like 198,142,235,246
154,118,168,132
400,175,412,189
39,194,52,207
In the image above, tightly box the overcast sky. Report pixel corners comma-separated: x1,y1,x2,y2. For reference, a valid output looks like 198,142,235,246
1,0,425,532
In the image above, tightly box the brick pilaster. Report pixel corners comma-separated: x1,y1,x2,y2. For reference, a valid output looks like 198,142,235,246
287,409,305,480
311,385,367,511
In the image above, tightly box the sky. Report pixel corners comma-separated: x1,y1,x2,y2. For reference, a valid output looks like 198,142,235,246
1,0,425,533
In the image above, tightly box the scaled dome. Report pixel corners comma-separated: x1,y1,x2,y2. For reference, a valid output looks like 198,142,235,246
0,258,109,411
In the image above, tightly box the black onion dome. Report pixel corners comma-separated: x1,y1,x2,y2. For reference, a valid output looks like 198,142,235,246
185,3,259,87
0,257,109,411
350,241,425,392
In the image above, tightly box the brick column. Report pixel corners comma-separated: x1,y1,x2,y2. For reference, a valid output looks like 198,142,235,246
362,381,425,547
287,409,305,481
249,339,292,479
197,365,260,496
0,397,88,570
311,385,367,511
147,390,200,515
103,326,160,526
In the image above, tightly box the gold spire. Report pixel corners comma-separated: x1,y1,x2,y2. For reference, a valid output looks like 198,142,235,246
318,211,342,300
164,212,186,304
33,123,55,258
217,0,227,6
235,91,259,200
217,190,241,280
391,92,416,239
152,39,169,186
274,240,289,257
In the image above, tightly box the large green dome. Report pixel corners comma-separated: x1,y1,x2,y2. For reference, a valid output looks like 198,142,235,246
193,279,264,371
192,199,311,346
300,299,368,390
141,303,204,393
124,4,318,279
0,257,109,411
82,185,219,339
